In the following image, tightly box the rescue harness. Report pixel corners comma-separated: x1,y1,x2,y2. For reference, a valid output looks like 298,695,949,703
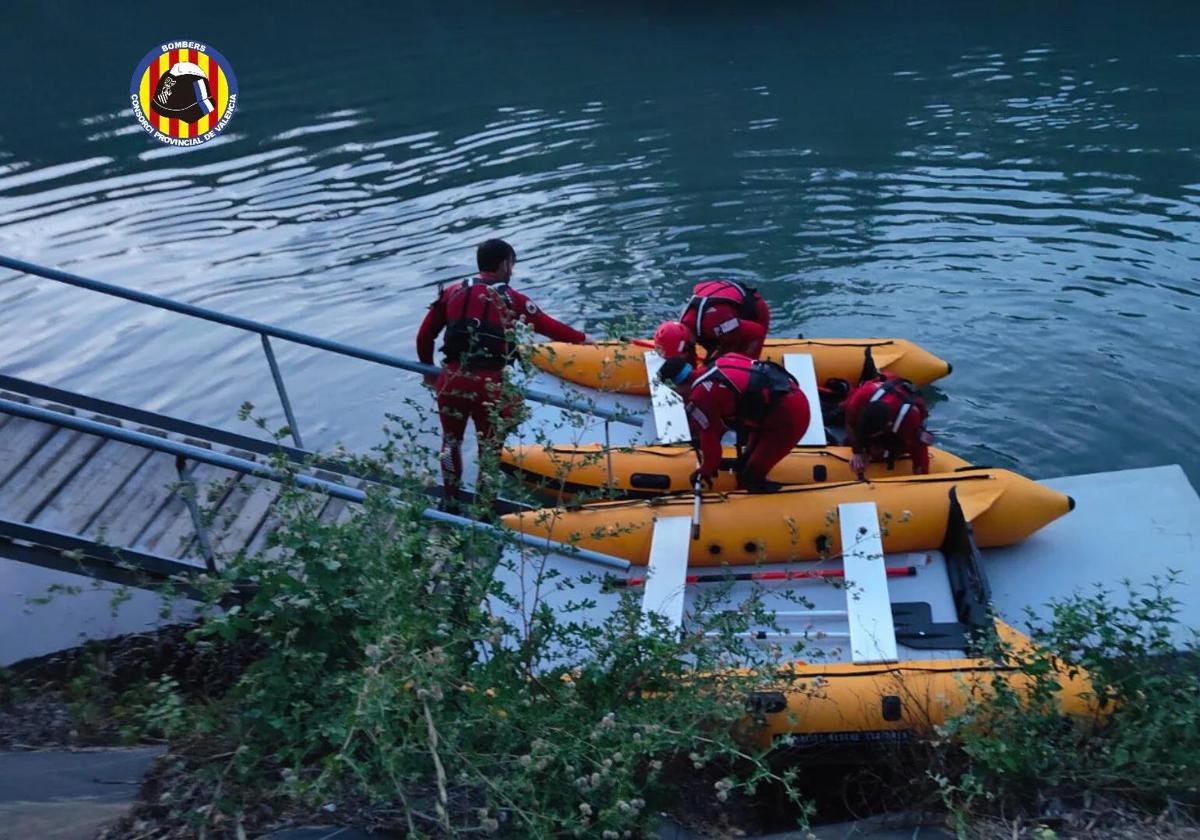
694,357,797,427
859,377,927,469
680,280,761,342
869,377,920,433
440,278,515,369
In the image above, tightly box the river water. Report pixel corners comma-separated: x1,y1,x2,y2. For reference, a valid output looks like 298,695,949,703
2,1,1200,485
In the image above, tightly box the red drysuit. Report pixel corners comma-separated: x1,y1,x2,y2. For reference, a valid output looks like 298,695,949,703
416,273,586,496
678,280,771,359
843,374,931,474
682,354,810,488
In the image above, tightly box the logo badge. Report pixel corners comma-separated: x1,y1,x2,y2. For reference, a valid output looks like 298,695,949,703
130,40,238,147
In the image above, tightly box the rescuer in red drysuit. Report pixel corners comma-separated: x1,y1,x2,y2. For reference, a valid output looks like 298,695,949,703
842,373,933,477
657,353,810,491
416,239,588,504
677,279,771,360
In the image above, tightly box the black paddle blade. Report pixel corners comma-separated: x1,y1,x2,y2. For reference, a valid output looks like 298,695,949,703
891,601,969,649
890,601,933,625
859,346,880,384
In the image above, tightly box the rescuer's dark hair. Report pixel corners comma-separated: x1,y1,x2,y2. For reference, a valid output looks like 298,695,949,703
477,239,516,272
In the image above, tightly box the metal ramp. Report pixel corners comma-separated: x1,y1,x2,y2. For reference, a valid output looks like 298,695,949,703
0,520,210,601
2,375,634,665
1,383,629,570
0,386,359,573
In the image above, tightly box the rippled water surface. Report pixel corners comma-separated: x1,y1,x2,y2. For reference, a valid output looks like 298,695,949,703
2,1,1199,482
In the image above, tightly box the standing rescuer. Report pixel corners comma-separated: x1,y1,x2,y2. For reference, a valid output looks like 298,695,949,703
843,373,934,477
657,352,810,492
416,239,588,505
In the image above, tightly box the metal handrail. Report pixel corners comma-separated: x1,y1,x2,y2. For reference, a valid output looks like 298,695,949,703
0,371,318,465
0,518,209,600
0,256,643,442
0,372,537,514
0,397,632,572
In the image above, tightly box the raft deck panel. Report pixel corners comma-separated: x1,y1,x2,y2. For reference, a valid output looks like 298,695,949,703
840,502,898,664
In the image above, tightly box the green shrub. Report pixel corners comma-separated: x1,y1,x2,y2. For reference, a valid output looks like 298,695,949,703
934,575,1200,820
163,395,810,836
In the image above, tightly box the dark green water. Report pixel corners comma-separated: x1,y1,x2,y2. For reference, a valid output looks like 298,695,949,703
2,1,1199,482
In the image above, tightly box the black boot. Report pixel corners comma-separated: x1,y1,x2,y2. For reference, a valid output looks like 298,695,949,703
737,469,783,494
439,487,462,514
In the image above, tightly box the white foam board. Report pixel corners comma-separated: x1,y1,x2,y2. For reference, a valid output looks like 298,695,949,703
644,351,691,444
641,515,693,631
839,501,899,664
782,354,826,446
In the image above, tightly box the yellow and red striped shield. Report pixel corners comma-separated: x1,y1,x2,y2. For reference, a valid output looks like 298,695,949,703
130,42,238,144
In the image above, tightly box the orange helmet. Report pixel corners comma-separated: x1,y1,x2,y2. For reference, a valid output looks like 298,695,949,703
653,320,696,360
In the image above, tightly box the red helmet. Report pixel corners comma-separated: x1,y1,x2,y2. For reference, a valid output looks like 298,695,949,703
653,320,696,359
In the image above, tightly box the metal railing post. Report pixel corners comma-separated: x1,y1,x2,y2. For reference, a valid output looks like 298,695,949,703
604,419,615,493
259,333,303,448
174,455,217,573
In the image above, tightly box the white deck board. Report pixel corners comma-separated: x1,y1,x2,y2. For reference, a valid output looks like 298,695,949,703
640,516,692,631
839,502,899,664
782,354,827,446
643,352,691,445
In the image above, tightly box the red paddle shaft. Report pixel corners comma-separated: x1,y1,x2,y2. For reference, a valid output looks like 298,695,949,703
617,335,656,348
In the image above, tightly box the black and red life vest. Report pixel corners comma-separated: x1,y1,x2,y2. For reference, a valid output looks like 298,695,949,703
680,280,760,329
694,356,796,427
866,377,922,432
440,278,515,369
854,377,928,467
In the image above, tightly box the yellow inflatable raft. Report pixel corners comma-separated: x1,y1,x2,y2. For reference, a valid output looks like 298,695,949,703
528,338,952,395
501,469,1072,566
501,443,973,500
594,484,1095,743
750,620,1098,747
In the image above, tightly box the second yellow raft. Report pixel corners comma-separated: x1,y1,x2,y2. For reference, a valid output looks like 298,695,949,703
501,469,1072,566
501,443,972,500
528,337,952,395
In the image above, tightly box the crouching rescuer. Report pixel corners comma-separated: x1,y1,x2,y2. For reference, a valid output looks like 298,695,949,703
678,278,771,360
657,352,810,492
416,239,588,506
843,372,934,477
